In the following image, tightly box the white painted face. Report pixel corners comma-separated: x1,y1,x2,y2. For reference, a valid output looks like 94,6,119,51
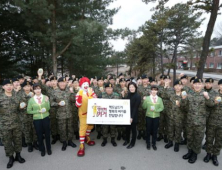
81,82,89,92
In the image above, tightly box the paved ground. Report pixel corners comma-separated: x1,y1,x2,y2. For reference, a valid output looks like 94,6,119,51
0,132,221,170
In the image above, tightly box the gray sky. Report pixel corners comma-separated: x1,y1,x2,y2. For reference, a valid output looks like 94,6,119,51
108,0,222,51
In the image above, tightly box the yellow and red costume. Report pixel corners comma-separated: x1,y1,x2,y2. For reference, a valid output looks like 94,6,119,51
75,77,96,157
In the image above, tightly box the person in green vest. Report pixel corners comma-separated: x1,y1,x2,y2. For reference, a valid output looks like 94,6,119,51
142,85,164,151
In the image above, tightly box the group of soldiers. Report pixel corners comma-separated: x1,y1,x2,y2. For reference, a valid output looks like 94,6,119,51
0,70,222,168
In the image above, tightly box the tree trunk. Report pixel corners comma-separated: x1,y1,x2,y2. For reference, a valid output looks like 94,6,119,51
52,2,57,76
196,0,220,78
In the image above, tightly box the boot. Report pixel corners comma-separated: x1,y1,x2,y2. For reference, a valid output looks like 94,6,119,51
33,141,39,150
27,143,33,152
137,131,142,140
165,141,173,149
68,140,77,148
85,136,95,146
7,156,14,169
62,141,67,151
164,135,168,143
111,137,117,147
22,137,27,147
51,135,58,144
157,134,163,141
188,152,197,164
117,132,121,141
202,142,206,150
123,140,129,146
212,155,219,166
97,132,102,139
183,149,193,160
15,152,25,163
0,138,3,146
174,143,179,152
77,143,85,157
101,138,107,147
180,138,187,145
203,153,211,163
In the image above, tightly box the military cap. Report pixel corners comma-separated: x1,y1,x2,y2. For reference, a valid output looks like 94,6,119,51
12,77,19,83
2,79,13,86
163,75,171,80
193,78,203,84
174,80,183,86
218,79,222,85
118,73,123,77
141,75,148,79
160,75,164,79
17,75,24,79
190,76,197,83
180,75,188,80
32,76,38,80
105,83,113,88
119,78,126,83
205,78,214,83
109,76,115,80
151,85,159,90
50,76,57,81
58,77,66,83
126,79,131,82
148,77,153,82
68,77,73,81
21,80,33,87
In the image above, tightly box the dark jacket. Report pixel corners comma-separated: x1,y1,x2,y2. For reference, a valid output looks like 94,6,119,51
127,92,141,123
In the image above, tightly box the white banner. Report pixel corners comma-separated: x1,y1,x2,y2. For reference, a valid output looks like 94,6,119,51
87,99,131,125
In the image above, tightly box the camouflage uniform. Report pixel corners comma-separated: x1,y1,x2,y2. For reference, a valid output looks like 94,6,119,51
206,91,222,156
18,90,37,144
50,87,74,142
163,88,184,143
101,92,121,138
137,85,151,138
0,92,22,157
181,89,214,154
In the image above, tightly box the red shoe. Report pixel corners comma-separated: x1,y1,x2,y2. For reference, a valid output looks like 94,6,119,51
85,136,95,146
77,144,85,157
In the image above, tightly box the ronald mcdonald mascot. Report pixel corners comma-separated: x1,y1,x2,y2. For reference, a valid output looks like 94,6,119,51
75,77,97,157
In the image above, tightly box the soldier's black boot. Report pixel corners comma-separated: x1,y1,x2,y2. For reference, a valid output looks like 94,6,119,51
165,141,173,149
27,143,33,152
174,143,179,152
62,141,67,151
180,138,187,145
101,138,107,147
117,132,121,141
33,141,39,150
0,138,3,146
164,135,168,143
202,142,206,150
68,140,77,148
137,131,142,140
203,153,211,163
183,149,193,160
111,137,117,147
97,132,102,139
15,152,25,163
51,135,58,144
123,140,129,146
212,155,219,166
22,137,27,147
7,156,14,169
157,134,163,141
188,152,197,164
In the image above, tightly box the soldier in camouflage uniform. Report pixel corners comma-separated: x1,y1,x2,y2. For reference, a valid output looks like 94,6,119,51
50,77,76,151
157,75,171,143
0,85,3,146
0,79,25,169
181,78,214,164
94,77,105,139
114,78,127,140
163,80,184,152
202,78,218,150
19,80,38,152
100,83,121,147
204,79,222,166
137,75,151,140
